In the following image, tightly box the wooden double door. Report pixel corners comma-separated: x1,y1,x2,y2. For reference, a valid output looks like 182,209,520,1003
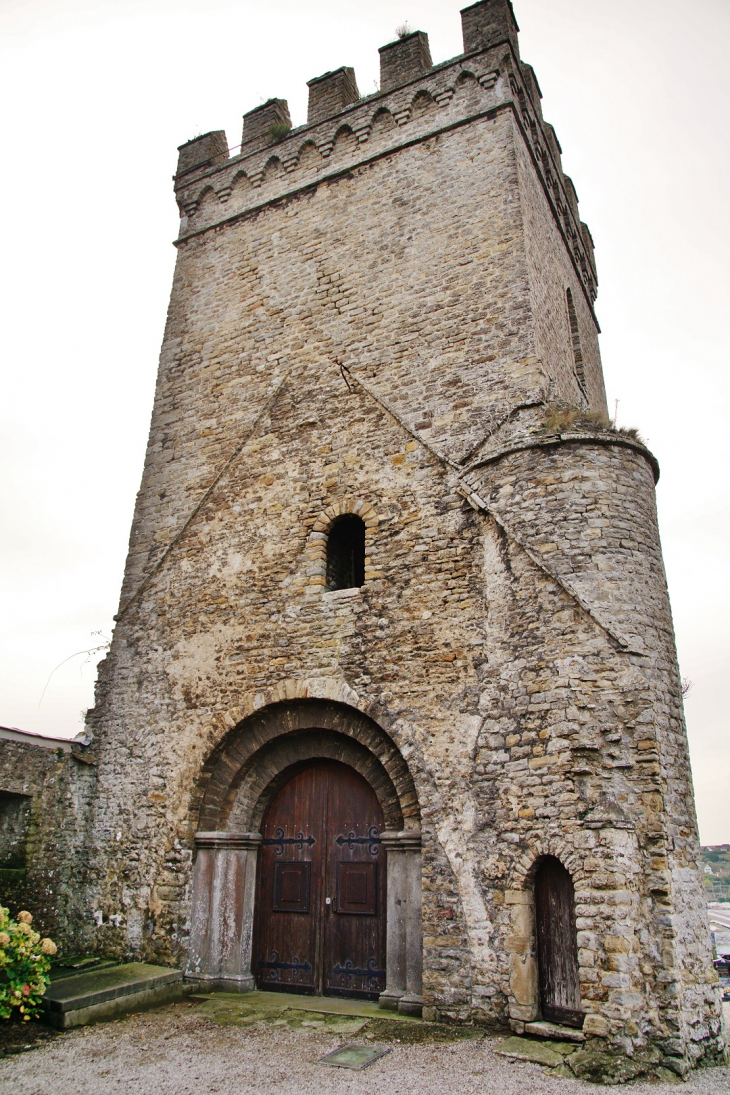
254,760,386,999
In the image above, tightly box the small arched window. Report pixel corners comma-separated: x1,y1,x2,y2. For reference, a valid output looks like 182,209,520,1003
326,515,365,591
566,288,588,401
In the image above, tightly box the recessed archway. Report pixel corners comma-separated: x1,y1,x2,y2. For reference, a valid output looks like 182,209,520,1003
187,697,423,1014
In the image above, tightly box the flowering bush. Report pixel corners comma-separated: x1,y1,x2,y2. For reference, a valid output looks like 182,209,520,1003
0,906,56,1020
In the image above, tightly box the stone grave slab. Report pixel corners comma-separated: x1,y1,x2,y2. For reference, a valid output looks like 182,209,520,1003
319,1043,391,1069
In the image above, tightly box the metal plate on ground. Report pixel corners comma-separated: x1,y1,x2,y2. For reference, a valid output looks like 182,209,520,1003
318,1043,391,1070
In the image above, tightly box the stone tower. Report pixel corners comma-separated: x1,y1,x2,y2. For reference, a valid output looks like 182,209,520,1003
75,0,722,1072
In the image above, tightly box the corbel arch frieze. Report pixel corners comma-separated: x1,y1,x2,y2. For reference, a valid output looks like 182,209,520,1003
176,62,503,232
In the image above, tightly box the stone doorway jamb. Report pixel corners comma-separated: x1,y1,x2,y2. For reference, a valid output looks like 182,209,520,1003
379,829,423,1016
187,831,262,992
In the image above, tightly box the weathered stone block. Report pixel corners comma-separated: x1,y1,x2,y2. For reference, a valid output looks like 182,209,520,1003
509,952,538,1006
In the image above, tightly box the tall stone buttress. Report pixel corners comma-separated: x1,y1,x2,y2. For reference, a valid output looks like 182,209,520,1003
46,0,722,1072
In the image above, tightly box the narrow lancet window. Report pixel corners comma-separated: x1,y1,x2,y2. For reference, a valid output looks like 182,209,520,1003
566,288,588,401
326,515,365,591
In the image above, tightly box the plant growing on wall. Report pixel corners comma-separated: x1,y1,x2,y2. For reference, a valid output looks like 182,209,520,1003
540,402,645,444
269,122,291,143
0,907,56,1021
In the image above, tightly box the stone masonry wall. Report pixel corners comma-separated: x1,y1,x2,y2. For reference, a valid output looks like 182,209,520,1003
88,372,487,987
460,437,722,1063
515,134,605,412
0,739,93,948
119,107,540,613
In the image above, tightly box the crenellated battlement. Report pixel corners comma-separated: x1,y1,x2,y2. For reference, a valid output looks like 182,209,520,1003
379,30,433,92
173,0,598,308
307,67,360,127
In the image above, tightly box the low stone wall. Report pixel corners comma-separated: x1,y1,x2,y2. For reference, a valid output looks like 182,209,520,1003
0,731,95,949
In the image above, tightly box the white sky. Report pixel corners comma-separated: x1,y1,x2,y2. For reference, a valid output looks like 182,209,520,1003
1,0,728,843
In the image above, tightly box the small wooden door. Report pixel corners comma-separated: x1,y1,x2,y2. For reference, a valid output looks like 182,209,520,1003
254,761,386,999
535,856,583,1027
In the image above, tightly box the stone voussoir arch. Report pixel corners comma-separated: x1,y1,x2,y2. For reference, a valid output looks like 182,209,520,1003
505,837,587,1028
306,500,379,589
227,728,402,834
509,836,586,892
196,677,419,834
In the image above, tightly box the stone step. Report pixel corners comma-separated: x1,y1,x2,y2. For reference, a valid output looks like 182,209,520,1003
497,1035,571,1068
524,1020,585,1043
43,962,192,1029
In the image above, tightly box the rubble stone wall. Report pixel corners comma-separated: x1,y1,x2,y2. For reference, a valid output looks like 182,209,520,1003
0,739,92,947
463,439,723,1062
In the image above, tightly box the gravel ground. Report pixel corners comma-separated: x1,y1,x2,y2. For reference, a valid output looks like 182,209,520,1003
1,1002,730,1095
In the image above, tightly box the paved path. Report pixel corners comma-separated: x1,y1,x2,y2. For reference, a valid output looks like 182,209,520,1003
1,999,729,1094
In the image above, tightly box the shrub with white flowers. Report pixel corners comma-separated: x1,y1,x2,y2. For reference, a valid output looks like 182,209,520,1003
0,906,56,1020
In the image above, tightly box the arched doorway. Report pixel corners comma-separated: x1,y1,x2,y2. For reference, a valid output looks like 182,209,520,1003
534,856,583,1027
187,698,423,1015
254,760,385,998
